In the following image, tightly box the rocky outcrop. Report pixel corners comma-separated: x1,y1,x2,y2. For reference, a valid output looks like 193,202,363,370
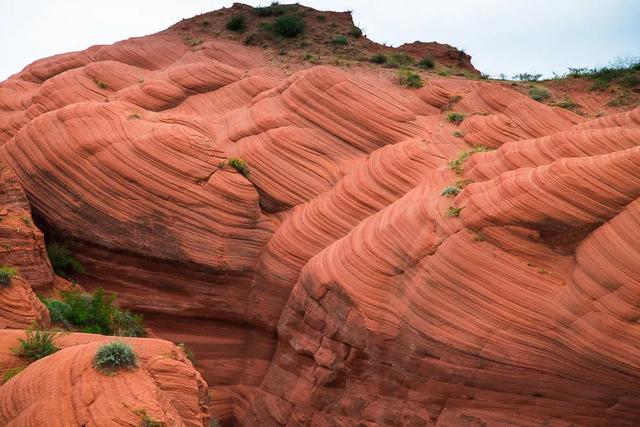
0,160,54,292
0,6,639,426
0,331,210,426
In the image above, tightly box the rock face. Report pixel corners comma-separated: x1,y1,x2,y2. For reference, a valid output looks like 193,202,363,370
0,331,210,426
0,160,54,292
0,5,639,426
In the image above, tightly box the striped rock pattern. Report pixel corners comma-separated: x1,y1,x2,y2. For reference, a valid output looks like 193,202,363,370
0,331,210,426
0,30,639,426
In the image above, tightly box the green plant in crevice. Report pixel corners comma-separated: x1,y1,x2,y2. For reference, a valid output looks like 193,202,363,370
446,206,463,217
228,158,250,178
0,266,17,287
46,242,83,277
447,112,465,123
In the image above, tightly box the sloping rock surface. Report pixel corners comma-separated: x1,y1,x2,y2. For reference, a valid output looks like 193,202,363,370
0,15,639,427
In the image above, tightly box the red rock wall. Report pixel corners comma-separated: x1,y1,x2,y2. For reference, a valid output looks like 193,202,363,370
1,31,639,426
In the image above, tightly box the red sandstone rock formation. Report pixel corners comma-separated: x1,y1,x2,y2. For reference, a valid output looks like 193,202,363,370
0,3,639,426
0,331,210,426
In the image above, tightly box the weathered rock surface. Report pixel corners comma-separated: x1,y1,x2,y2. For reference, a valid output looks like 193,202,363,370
0,331,210,426
0,5,639,426
0,160,54,292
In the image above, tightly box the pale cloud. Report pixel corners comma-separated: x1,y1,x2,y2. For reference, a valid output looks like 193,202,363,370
1,0,638,80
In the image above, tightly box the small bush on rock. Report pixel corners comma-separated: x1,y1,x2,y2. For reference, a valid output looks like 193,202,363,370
14,323,59,362
93,341,137,374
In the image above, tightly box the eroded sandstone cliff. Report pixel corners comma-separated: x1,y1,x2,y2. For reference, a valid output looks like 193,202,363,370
0,3,639,426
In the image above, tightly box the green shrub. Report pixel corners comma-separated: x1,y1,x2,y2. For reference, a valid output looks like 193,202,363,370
44,299,71,324
447,112,465,123
13,324,59,362
397,68,422,88
226,14,246,32
209,418,220,427
254,2,285,17
228,158,250,178
273,15,304,37
112,310,145,337
331,35,348,46
529,86,551,102
418,56,435,69
554,96,579,111
370,54,387,64
619,74,639,88
93,341,137,374
388,53,414,67
41,287,145,337
0,266,17,287
46,242,83,277
452,130,464,138
349,26,362,38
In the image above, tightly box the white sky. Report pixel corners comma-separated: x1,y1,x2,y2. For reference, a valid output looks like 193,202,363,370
1,0,639,80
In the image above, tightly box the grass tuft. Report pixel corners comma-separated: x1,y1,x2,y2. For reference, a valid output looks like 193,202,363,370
418,56,435,69
397,68,422,88
228,158,250,178
528,86,551,102
447,112,465,123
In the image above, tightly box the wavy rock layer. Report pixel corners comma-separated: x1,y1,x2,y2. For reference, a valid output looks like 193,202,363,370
0,26,639,426
0,160,53,292
0,331,210,426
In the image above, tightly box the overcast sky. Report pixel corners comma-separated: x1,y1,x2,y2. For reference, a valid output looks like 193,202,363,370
1,0,639,80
